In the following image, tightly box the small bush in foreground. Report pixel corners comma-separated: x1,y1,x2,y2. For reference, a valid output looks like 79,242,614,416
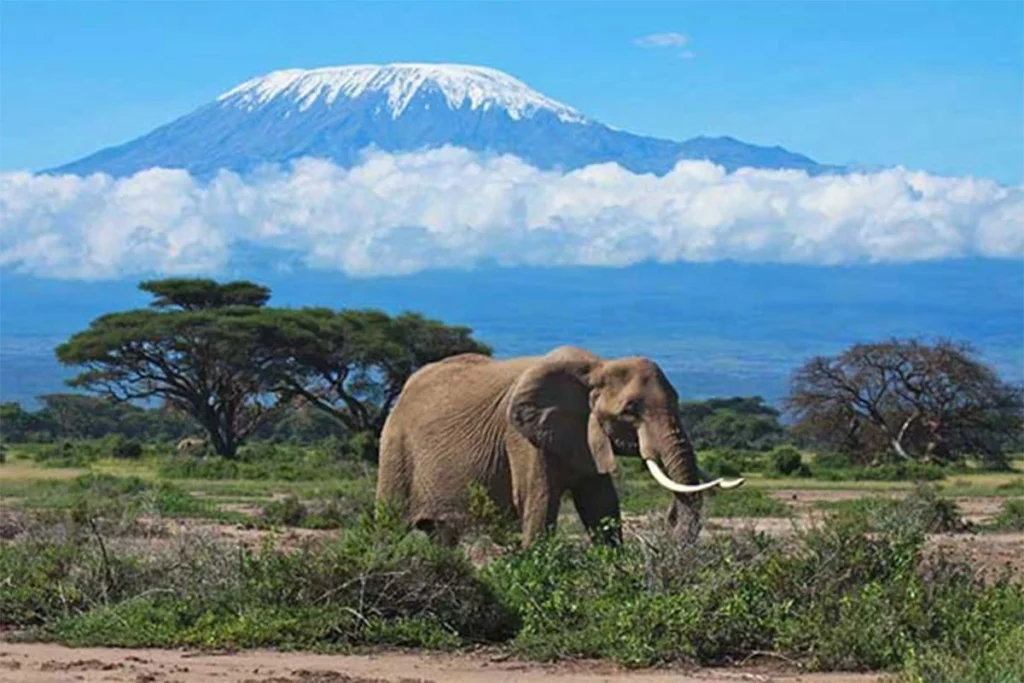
891,624,1024,683
3,489,1021,671
2,509,518,649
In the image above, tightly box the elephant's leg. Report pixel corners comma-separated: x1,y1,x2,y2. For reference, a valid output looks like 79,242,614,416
570,474,623,546
519,484,563,547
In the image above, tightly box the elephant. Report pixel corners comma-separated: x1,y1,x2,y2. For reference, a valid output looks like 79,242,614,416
375,345,744,548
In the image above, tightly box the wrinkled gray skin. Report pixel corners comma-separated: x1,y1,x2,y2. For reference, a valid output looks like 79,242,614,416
375,345,714,547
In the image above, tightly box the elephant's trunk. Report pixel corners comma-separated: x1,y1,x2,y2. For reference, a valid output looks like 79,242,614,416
637,414,741,543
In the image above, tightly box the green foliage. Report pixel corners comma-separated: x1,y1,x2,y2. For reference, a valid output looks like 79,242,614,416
52,278,490,458
767,445,808,477
813,461,950,482
698,448,753,477
262,307,491,438
705,488,790,518
481,509,1023,670
55,279,282,458
464,482,521,546
258,490,371,530
4,485,1022,671
679,396,785,452
984,499,1024,532
892,624,1024,683
157,438,375,481
109,435,143,459
3,473,239,524
820,484,971,534
1,396,198,444
3,510,518,649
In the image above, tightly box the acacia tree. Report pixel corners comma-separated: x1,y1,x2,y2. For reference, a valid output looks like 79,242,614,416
785,338,1023,468
259,307,491,437
55,279,281,458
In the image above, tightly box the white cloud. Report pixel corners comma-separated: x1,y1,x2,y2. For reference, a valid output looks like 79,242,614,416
1,147,1021,280
634,32,695,58
635,32,689,48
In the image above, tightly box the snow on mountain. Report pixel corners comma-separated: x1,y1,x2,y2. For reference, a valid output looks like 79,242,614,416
45,62,841,179
217,63,589,123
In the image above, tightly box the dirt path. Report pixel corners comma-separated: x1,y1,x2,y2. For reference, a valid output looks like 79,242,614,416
0,643,885,683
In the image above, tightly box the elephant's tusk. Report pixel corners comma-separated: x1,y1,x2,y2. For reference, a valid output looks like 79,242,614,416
645,460,740,494
696,466,746,490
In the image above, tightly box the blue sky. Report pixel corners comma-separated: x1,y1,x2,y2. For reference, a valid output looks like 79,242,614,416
1,0,1021,183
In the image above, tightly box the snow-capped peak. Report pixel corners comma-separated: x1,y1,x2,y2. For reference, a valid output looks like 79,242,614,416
216,63,589,123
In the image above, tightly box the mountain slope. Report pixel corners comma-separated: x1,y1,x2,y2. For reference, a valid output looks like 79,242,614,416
46,63,839,179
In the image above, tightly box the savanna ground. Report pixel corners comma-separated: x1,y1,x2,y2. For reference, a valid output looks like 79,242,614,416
2,441,1023,683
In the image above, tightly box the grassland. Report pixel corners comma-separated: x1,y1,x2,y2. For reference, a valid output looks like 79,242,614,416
2,441,1023,683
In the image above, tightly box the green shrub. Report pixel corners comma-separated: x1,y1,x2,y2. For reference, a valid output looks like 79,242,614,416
892,624,1024,683
768,445,805,477
108,435,143,459
705,487,790,518
159,442,373,482
813,461,949,482
3,480,1022,670
260,495,309,527
31,441,100,467
824,484,971,535
482,511,1023,669
3,511,519,649
699,450,743,478
986,499,1024,532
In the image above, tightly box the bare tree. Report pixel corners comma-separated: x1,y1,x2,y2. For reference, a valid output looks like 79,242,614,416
785,338,1023,468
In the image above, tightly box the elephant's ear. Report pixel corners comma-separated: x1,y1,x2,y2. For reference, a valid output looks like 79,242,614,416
508,359,616,475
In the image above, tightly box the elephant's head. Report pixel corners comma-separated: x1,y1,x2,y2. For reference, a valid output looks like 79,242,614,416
507,346,744,543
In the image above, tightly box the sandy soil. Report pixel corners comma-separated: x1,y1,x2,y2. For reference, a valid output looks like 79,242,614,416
0,643,886,683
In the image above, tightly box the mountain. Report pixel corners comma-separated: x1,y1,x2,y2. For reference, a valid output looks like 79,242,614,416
45,63,841,179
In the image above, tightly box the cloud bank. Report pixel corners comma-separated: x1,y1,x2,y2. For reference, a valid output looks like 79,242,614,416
1,147,1022,280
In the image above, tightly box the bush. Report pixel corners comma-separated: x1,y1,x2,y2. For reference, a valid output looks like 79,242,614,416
892,624,1024,683
31,441,101,467
109,435,143,459
699,449,757,478
158,442,373,482
482,511,1023,669
812,461,949,482
2,510,519,649
3,479,1022,671
986,499,1024,532
824,484,971,535
768,445,805,477
705,488,790,518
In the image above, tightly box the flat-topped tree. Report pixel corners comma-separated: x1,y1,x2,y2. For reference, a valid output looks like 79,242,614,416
55,278,279,458
261,308,492,438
